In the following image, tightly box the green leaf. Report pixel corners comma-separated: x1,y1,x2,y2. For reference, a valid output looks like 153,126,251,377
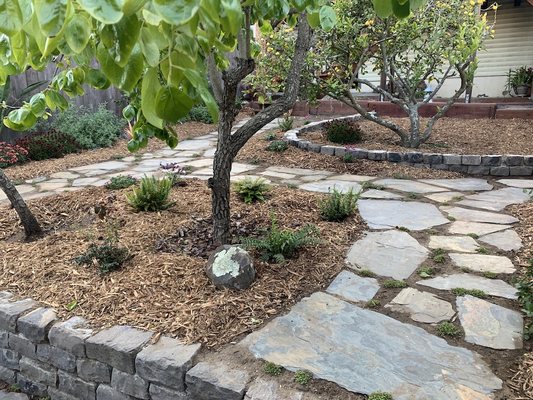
4,105,36,131
0,0,23,35
86,68,110,89
318,5,336,32
166,133,178,148
141,67,164,129
122,104,135,120
152,0,200,26
122,0,146,15
372,0,392,18
77,0,123,24
409,0,425,10
306,11,320,29
127,138,139,152
220,0,242,36
64,299,78,311
96,42,123,86
155,86,194,123
44,89,68,111
102,13,140,67
34,0,68,37
64,14,91,53
118,45,143,92
29,92,46,116
391,0,410,18
139,26,160,67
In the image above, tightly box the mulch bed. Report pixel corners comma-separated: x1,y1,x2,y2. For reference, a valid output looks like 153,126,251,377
0,180,363,348
302,118,533,155
237,128,463,179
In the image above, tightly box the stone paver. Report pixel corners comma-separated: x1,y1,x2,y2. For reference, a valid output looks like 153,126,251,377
458,187,530,211
244,379,304,400
299,180,362,194
186,362,249,400
416,274,517,299
420,178,493,192
479,230,523,252
326,271,380,303
424,191,464,203
457,295,523,350
49,171,79,179
358,200,449,230
346,231,428,279
428,235,479,253
176,140,213,151
497,178,533,188
440,206,518,224
373,179,448,194
244,292,502,400
385,288,454,323
448,221,511,236
360,189,402,199
0,390,29,399
449,253,515,274
328,174,374,182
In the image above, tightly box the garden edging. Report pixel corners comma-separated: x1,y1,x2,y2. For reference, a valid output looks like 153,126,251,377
0,291,252,400
283,115,533,177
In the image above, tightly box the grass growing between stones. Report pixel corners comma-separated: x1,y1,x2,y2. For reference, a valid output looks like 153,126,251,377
368,392,394,400
483,271,498,279
418,266,434,279
467,233,479,239
382,280,408,289
358,269,377,278
294,370,312,386
366,299,381,308
476,247,489,254
432,248,446,263
437,321,460,337
264,362,283,376
451,288,487,299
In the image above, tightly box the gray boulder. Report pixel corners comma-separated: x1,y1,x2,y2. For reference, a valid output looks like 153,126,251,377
205,245,255,290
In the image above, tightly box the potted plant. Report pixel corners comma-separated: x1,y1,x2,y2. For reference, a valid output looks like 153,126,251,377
506,66,533,97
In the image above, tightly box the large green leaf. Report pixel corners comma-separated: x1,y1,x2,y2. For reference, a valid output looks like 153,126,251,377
64,14,91,53
141,69,163,128
318,5,336,32
118,45,143,92
102,13,140,66
391,0,410,18
96,42,123,86
139,26,159,67
77,0,123,24
306,11,320,28
86,68,110,89
35,0,68,37
220,0,241,36
44,89,68,110
372,0,392,18
122,0,146,15
0,0,23,35
155,85,194,123
29,92,46,116
152,0,200,26
4,105,36,131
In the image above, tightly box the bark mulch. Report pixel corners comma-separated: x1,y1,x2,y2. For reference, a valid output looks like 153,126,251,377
0,180,363,348
508,200,533,400
302,117,533,155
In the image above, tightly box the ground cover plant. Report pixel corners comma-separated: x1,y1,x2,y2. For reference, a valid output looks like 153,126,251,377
233,177,270,204
126,175,174,212
325,120,362,144
105,175,137,190
320,187,360,222
0,143,27,168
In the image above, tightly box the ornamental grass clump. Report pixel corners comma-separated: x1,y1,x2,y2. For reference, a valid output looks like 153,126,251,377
319,187,360,222
233,177,270,204
126,175,174,212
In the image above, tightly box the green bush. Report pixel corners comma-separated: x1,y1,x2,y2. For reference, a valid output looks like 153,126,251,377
266,140,288,152
294,370,312,386
369,392,393,400
126,175,174,212
52,104,125,149
242,216,320,263
278,114,294,132
325,120,363,144
264,362,283,376
234,177,270,204
320,187,360,222
105,175,137,190
75,241,129,274
183,105,214,124
437,321,460,337
16,130,82,160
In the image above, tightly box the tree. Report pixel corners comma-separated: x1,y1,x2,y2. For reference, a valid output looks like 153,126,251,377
0,0,419,244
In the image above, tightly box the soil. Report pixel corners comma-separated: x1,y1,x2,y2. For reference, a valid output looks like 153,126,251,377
0,180,363,348
301,117,533,155
237,127,464,179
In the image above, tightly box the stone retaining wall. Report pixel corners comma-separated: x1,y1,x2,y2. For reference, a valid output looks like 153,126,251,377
283,115,533,177
0,291,253,400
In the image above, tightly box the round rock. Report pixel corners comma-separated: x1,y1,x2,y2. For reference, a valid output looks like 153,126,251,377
206,245,255,290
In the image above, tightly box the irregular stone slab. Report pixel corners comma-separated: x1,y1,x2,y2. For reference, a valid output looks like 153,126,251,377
71,177,102,187
479,230,523,252
326,271,380,302
245,379,303,400
497,179,533,189
449,253,515,274
0,298,37,332
328,174,374,182
299,180,362,194
186,362,250,400
440,206,518,224
428,236,479,253
72,161,130,171
448,221,511,236
244,292,502,399
176,140,212,151
260,171,296,179
416,274,517,299
17,307,57,342
420,178,493,192
385,288,454,323
360,189,402,199
37,181,69,192
346,231,428,279
373,179,447,194
182,158,214,168
49,171,79,179
264,166,333,176
0,390,29,399
13,185,35,195
86,326,153,374
458,188,530,211
425,191,464,203
231,163,257,174
358,200,449,231
48,316,93,357
457,295,523,350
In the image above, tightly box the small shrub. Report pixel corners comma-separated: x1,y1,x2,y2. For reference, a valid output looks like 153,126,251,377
418,266,434,279
358,269,376,278
342,153,354,163
369,392,393,400
324,120,362,144
278,113,294,132
397,226,410,232
476,247,489,254
451,288,487,298
467,233,479,239
524,188,533,200
362,182,384,190
483,271,498,279
320,187,360,222
437,321,460,337
447,215,456,221
383,280,408,289
234,177,270,204
105,175,137,190
266,140,288,152
432,249,446,263
0,142,28,168
294,370,312,386
75,241,129,274
264,362,283,376
16,130,82,160
264,132,277,141
241,216,320,263
407,192,419,200
183,105,214,124
126,175,174,212
366,299,381,308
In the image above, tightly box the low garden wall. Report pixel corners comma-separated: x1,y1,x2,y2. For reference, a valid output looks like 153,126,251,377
0,291,251,400
284,115,533,177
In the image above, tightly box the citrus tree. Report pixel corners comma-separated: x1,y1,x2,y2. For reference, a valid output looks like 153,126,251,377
0,0,420,242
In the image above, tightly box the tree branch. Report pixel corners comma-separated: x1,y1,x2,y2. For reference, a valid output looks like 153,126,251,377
207,53,224,107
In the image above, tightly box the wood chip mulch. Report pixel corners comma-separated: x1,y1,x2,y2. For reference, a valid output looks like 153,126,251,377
0,181,364,348
508,200,533,400
301,117,533,155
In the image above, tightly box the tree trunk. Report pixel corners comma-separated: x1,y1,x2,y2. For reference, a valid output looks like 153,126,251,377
404,106,422,148
0,169,42,238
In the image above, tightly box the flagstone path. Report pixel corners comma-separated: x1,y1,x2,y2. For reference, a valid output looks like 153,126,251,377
1,120,532,399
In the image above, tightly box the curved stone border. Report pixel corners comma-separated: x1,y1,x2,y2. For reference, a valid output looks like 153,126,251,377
283,115,533,177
